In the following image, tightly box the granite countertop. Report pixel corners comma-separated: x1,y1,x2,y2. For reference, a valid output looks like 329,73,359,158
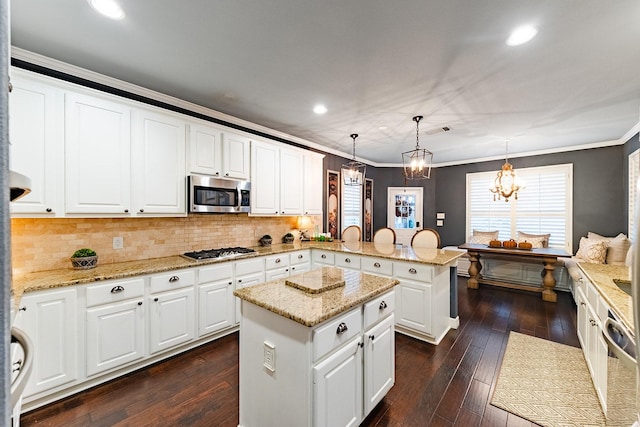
577,262,633,334
233,266,399,327
12,241,462,304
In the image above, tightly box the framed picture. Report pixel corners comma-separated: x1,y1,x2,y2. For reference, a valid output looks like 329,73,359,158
327,170,340,239
364,178,373,242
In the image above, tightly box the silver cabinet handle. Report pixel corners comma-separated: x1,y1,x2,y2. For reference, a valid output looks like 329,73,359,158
275,258,281,264
345,258,351,263
409,268,417,274
379,301,388,310
110,285,125,293
298,254,303,259
169,276,180,283
336,322,348,334
321,254,327,259
374,262,381,268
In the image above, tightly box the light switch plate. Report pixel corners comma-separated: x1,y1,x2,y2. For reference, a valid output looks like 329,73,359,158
263,341,276,372
113,236,124,250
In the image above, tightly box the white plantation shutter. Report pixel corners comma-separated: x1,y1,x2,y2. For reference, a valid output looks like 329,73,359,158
467,164,573,252
629,149,639,243
342,183,362,230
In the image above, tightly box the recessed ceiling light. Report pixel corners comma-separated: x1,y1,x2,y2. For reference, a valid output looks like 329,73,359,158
313,104,327,115
506,25,538,46
88,0,125,20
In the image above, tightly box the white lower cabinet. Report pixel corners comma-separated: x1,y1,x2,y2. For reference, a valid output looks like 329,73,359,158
85,278,146,377
265,253,291,280
149,287,195,354
364,314,395,414
198,263,235,336
289,250,311,275
13,288,78,398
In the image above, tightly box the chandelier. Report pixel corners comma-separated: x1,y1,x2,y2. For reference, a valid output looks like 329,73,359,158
342,133,366,186
489,140,521,202
402,116,433,180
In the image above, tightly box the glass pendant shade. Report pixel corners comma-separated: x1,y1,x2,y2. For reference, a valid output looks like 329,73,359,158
402,116,433,180
342,134,366,186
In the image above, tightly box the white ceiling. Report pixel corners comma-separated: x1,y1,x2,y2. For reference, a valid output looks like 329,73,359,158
10,0,640,166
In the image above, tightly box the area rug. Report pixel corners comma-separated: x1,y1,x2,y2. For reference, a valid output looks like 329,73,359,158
491,332,605,427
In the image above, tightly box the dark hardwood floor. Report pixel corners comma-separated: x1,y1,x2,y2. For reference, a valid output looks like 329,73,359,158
20,278,579,427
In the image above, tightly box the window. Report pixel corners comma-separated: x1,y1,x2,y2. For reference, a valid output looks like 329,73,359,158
466,164,573,252
342,183,362,231
629,149,639,243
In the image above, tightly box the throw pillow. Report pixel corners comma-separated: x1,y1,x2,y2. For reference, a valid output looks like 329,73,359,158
575,237,608,264
587,232,631,265
517,236,545,248
472,229,499,239
517,231,550,248
469,235,495,245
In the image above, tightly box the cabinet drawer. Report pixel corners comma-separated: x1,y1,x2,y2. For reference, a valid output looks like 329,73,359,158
335,254,361,269
364,290,395,329
86,278,145,307
199,263,233,284
313,308,362,362
150,270,195,294
265,254,289,270
394,262,433,283
361,257,393,276
313,250,335,265
236,257,264,276
289,250,310,265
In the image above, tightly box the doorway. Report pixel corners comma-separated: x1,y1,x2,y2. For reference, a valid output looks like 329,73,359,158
387,187,423,246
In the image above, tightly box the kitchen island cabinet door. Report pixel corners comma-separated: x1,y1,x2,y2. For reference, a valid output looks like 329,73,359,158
132,108,186,215
86,298,145,377
149,287,195,355
395,280,432,335
65,92,132,214
14,288,78,398
364,314,395,414
313,336,363,427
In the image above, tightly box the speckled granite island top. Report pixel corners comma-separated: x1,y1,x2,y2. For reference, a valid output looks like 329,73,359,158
577,262,633,334
234,267,399,327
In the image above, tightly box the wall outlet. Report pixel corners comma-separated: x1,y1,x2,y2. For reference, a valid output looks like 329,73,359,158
263,341,276,372
113,236,124,250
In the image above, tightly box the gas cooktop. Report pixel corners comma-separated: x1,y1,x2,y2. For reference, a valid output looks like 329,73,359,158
182,247,257,261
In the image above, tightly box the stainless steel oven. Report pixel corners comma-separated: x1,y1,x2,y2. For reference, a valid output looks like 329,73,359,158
188,175,250,213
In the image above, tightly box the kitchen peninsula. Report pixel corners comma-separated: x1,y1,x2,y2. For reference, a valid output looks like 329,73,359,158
234,266,398,427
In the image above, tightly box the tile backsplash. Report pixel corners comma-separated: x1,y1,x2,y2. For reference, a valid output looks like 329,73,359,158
12,215,319,274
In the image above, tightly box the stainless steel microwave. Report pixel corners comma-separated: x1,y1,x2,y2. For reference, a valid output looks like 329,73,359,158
188,175,251,213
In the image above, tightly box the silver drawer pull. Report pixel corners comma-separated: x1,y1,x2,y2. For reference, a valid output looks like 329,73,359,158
298,254,303,259
409,268,417,274
336,322,348,335
374,262,381,268
379,301,388,310
275,258,281,264
321,254,327,259
169,276,180,283
110,285,125,293
345,258,351,263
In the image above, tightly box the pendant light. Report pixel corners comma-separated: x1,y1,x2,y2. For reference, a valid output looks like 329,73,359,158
402,116,433,180
489,140,521,202
342,133,366,186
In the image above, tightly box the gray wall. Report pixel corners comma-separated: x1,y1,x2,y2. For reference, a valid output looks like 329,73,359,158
321,140,635,253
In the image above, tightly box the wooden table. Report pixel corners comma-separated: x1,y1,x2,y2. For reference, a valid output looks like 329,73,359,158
458,243,571,302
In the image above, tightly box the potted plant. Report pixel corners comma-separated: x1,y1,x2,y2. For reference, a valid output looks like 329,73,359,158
70,248,98,270
260,235,272,247
282,232,295,244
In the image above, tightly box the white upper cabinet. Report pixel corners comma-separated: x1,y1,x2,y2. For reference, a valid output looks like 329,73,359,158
9,71,64,215
188,123,222,176
132,108,186,215
251,139,304,216
65,92,132,214
222,132,250,180
304,152,325,215
188,124,250,180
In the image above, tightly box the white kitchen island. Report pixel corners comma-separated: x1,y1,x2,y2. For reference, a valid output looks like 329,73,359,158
234,267,398,427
